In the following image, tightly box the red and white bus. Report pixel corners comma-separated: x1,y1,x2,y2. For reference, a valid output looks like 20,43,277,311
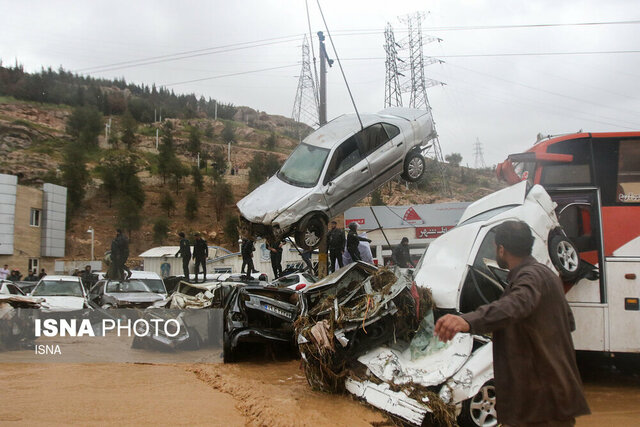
497,132,640,357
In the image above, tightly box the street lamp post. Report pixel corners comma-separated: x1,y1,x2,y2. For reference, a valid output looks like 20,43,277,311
87,227,94,261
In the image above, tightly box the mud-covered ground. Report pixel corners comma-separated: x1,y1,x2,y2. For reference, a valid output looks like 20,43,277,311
1,353,638,426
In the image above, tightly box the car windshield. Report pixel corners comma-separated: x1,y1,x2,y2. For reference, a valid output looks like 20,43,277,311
106,280,151,293
138,278,166,293
277,143,330,187
32,280,83,297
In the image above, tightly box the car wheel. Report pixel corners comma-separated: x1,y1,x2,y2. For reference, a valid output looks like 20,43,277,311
295,214,327,250
458,381,498,427
401,151,426,182
549,235,580,281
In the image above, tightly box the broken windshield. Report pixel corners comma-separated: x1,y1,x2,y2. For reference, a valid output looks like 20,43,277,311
277,143,329,188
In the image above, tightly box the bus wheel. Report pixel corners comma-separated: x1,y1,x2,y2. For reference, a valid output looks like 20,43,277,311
549,235,580,281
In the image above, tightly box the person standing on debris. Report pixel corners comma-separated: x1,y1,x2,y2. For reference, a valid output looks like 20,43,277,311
240,238,256,277
392,237,415,268
110,229,130,281
266,240,284,279
0,264,9,280
7,270,21,281
80,265,94,290
25,270,38,281
327,221,346,273
39,268,47,279
346,222,371,263
193,233,209,283
435,221,590,426
175,232,192,281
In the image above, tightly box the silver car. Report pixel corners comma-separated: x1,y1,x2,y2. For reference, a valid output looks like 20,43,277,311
237,107,435,249
89,279,165,309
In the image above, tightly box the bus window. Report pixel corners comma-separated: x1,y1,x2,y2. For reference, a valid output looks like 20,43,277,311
542,139,593,187
617,140,640,204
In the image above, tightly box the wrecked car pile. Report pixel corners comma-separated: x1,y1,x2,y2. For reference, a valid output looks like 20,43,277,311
294,263,457,425
0,295,45,350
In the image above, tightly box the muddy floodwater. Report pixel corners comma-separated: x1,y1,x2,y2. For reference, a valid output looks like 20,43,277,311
0,352,638,426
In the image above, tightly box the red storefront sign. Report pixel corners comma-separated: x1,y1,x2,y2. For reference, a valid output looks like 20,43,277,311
346,218,365,226
415,226,454,239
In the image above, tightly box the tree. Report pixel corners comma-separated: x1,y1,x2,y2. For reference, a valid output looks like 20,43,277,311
66,105,103,148
210,145,228,180
188,126,201,155
212,178,234,222
117,195,142,235
59,141,89,216
185,192,198,220
248,152,282,191
153,217,170,244
223,214,239,245
120,110,138,149
158,121,176,184
264,131,277,150
445,153,462,167
96,151,145,208
160,191,175,217
204,122,214,139
171,160,188,194
192,166,204,192
370,189,384,205
222,122,236,144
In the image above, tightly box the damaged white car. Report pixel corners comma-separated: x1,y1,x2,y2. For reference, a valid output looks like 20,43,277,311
298,181,583,426
237,108,435,249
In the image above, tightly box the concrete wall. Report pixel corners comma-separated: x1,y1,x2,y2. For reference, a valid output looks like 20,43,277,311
0,174,17,255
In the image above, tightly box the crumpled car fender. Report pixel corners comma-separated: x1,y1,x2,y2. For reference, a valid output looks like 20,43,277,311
442,340,494,405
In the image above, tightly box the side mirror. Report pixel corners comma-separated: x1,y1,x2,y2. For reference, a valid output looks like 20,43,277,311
326,181,335,195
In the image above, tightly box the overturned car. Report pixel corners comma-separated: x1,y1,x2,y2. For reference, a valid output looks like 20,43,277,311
297,182,585,426
237,108,436,249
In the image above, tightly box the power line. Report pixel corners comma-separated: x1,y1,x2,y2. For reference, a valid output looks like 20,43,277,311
342,49,640,61
162,64,299,87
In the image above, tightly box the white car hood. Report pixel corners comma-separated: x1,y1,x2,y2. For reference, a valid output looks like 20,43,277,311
414,222,482,309
41,296,86,311
237,175,313,225
457,180,527,224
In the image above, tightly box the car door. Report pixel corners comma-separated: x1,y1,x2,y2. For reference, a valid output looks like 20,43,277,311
361,123,405,188
322,132,373,217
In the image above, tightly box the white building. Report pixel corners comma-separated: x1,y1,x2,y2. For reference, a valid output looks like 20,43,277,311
344,202,471,266
139,242,317,281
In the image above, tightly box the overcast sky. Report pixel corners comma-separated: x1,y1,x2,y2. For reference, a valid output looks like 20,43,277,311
2,0,640,165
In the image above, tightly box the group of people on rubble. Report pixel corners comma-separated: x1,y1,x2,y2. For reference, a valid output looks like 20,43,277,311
237,219,417,280
174,231,209,283
0,264,46,282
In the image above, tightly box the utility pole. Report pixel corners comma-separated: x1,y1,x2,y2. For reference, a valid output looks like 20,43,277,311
317,31,333,278
317,31,333,126
214,100,218,120
155,128,159,150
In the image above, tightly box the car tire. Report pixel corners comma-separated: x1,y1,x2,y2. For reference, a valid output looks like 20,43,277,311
401,150,426,182
295,214,327,251
458,381,498,427
549,234,580,281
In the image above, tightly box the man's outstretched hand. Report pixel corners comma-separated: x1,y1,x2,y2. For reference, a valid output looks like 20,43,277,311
435,314,470,342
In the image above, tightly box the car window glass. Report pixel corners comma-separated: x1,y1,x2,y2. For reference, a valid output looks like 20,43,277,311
277,143,330,188
459,227,504,313
382,123,400,140
360,124,390,156
325,135,362,183
8,284,22,295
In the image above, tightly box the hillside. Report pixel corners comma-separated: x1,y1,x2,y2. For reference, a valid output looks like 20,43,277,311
0,97,504,265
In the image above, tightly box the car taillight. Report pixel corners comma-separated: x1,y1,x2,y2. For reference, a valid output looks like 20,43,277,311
295,283,306,291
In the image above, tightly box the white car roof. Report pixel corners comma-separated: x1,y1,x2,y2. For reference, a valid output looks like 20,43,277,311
39,275,81,281
303,113,395,148
128,271,162,279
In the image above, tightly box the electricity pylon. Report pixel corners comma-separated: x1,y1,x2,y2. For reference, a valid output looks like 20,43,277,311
474,138,487,169
292,35,319,139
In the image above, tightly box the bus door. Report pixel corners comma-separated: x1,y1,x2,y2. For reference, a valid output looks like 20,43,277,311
548,188,605,303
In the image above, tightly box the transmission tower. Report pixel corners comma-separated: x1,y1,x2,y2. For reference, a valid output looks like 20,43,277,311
292,35,319,137
473,138,487,169
388,13,450,194
384,23,402,108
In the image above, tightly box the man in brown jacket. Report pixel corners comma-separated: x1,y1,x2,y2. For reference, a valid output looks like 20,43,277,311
435,221,590,426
